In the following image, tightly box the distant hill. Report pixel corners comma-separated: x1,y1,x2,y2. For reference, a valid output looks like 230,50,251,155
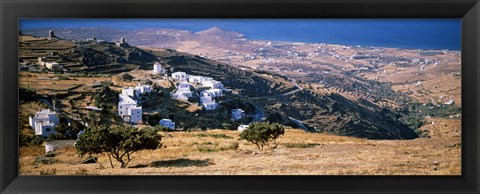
21,26,254,51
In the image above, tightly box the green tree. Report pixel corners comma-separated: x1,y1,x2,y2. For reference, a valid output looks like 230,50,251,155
75,125,162,168
239,122,285,150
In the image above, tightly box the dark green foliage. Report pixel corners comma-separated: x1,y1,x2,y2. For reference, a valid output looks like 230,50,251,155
58,76,70,80
239,122,285,150
19,88,40,102
75,125,162,168
153,125,169,132
20,133,43,146
145,114,161,126
121,74,134,82
400,102,461,130
54,119,84,140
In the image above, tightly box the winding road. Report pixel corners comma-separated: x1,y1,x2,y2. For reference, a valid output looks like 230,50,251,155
248,79,303,100
288,117,309,132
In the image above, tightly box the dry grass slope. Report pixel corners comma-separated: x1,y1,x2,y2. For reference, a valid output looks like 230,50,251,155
19,128,460,175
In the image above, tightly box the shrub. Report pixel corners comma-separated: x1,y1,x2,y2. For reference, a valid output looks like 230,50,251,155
75,125,162,168
20,133,43,146
153,125,170,132
58,76,70,80
239,122,285,150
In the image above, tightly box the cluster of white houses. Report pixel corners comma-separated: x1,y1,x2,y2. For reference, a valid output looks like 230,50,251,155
117,85,152,124
28,62,247,136
29,109,59,137
170,71,225,111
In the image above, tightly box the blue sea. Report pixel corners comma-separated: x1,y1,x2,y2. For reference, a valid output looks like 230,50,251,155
20,19,461,50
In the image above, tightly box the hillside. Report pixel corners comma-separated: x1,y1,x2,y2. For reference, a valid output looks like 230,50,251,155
19,34,421,139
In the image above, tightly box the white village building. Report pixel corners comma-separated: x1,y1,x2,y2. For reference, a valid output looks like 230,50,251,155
38,57,47,66
29,109,59,137
188,75,205,84
238,125,249,131
172,72,188,81
134,85,152,96
118,86,148,124
200,88,222,98
188,75,214,85
203,101,219,111
171,82,193,100
203,80,224,89
231,109,245,121
200,97,218,111
153,62,165,74
122,85,152,98
121,87,136,97
44,62,60,70
159,119,175,130
37,57,60,71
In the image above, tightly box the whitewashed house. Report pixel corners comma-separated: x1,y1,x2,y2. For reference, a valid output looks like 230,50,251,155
209,89,223,97
200,89,223,98
188,76,214,85
178,82,191,90
29,109,59,137
203,101,218,111
171,82,192,100
238,125,249,131
122,87,136,97
188,75,204,84
38,57,47,66
159,119,175,130
134,85,152,97
203,80,224,89
200,96,213,104
200,97,218,110
231,109,245,121
200,77,214,85
44,62,60,70
200,90,214,98
172,72,188,81
118,94,142,123
122,85,152,98
171,92,191,100
153,62,164,74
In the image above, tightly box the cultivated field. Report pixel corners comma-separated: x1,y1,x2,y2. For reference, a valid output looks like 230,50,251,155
19,125,461,175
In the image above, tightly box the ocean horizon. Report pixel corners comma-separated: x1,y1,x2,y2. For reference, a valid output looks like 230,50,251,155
20,19,462,50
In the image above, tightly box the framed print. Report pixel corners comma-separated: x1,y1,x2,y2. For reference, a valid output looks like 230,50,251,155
1,0,479,193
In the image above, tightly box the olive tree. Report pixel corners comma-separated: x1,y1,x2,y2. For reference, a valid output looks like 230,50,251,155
75,125,162,168
239,122,285,150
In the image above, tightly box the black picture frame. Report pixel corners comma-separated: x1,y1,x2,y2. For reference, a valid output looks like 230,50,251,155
1,0,479,193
